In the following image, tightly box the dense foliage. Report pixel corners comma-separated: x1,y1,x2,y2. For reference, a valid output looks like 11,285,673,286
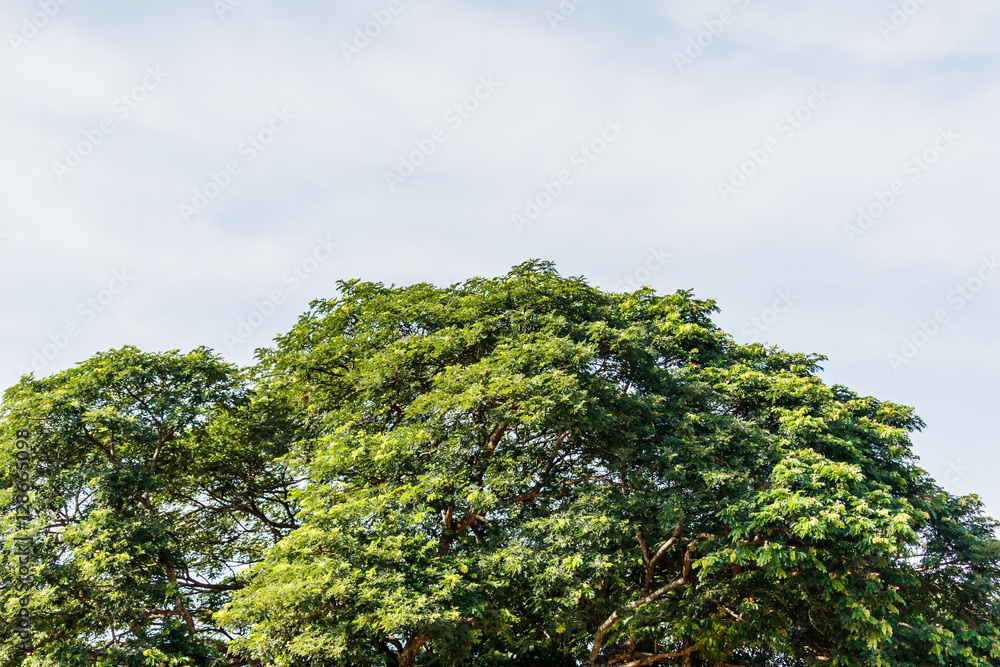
3,261,999,666
0,347,302,665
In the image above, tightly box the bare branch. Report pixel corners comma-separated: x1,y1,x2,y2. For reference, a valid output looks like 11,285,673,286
612,646,695,667
644,520,685,597
635,525,651,566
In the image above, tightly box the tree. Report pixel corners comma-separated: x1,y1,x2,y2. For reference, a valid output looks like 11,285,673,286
4,261,1000,666
0,346,302,666
217,261,1000,666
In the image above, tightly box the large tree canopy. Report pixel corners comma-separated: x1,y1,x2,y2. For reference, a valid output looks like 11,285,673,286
3,261,999,667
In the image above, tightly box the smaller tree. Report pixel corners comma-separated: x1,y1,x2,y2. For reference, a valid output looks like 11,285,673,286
0,346,301,666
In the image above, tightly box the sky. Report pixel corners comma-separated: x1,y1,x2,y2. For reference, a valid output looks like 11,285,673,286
1,0,998,516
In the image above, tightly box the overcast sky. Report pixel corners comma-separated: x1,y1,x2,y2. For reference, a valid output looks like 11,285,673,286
2,0,998,516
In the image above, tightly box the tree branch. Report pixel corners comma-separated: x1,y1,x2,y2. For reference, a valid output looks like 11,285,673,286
611,646,696,667
643,520,685,597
